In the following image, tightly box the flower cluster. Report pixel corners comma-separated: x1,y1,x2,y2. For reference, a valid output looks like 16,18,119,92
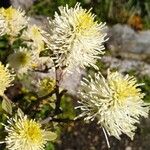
38,77,56,96
8,47,38,74
0,7,28,37
0,15,6,36
0,62,14,96
45,3,107,71
4,112,57,150
77,71,149,139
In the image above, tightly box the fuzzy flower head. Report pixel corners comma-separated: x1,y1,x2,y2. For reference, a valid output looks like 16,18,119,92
0,7,28,37
0,62,14,96
4,112,57,150
38,77,56,97
22,25,45,53
0,15,6,36
45,3,107,71
8,47,38,74
77,71,149,140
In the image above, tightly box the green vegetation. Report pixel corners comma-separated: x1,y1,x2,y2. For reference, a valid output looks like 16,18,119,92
29,0,150,29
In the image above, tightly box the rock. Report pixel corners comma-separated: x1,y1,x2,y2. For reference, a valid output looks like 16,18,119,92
10,0,34,10
108,24,150,55
29,16,49,30
101,56,150,76
61,69,85,95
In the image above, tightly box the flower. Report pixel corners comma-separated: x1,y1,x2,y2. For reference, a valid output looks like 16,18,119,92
4,112,57,150
0,7,28,37
45,3,107,71
0,62,14,96
22,25,45,53
8,47,37,74
38,77,56,97
77,71,149,140
0,15,6,36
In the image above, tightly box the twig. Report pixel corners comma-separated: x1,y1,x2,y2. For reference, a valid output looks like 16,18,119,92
41,117,82,124
34,65,54,73
54,66,63,115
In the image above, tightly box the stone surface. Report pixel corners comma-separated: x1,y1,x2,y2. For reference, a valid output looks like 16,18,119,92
101,56,150,76
10,0,34,10
108,24,150,54
29,16,49,30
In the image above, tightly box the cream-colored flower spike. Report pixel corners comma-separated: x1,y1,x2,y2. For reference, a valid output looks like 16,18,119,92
0,7,28,37
4,111,57,150
45,3,107,71
8,47,38,74
77,71,149,140
0,15,6,36
0,62,14,96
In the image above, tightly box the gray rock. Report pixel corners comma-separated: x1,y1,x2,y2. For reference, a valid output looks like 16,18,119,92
29,16,49,30
10,0,34,10
101,56,150,76
108,24,150,54
61,69,85,95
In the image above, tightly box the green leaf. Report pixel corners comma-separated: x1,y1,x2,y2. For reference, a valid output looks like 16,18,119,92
50,102,55,109
2,97,12,115
45,142,55,150
44,131,57,141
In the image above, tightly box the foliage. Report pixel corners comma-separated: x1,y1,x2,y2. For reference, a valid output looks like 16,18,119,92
29,0,150,29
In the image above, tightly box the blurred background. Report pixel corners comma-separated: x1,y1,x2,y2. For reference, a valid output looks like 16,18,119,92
0,0,150,149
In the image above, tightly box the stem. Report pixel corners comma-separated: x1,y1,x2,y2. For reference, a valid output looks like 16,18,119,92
34,65,54,73
41,117,81,124
54,67,63,115
53,65,67,115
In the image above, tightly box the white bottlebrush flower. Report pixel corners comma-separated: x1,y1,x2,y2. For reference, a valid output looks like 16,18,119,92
45,3,107,71
0,62,14,96
0,6,28,37
77,71,149,140
4,112,57,150
0,15,6,36
22,25,45,53
8,47,38,74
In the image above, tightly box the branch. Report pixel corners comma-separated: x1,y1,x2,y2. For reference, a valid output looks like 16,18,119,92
54,89,67,115
34,64,54,73
54,66,63,115
41,117,82,124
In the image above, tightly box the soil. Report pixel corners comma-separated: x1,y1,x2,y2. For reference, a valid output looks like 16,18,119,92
56,119,150,150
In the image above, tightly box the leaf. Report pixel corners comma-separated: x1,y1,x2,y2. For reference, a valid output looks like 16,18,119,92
2,96,12,115
44,131,57,141
45,142,55,150
50,102,55,109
